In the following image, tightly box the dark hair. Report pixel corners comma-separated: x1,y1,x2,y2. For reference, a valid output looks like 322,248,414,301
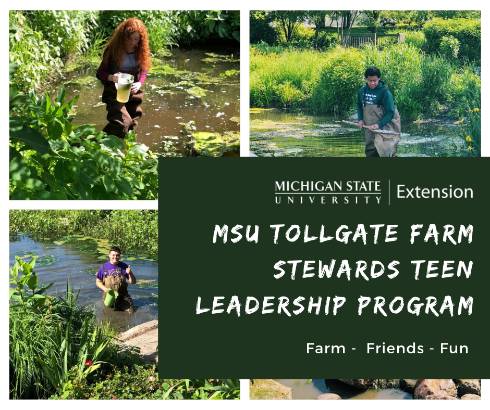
110,245,122,254
365,66,381,78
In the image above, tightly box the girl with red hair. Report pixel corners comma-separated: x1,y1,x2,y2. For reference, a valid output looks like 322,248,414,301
96,18,151,138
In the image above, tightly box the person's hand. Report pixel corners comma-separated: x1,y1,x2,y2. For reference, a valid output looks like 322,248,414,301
109,73,120,83
131,82,142,93
126,265,132,275
368,123,380,131
357,120,364,128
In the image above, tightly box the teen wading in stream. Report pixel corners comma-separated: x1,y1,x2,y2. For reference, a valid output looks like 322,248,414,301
357,66,401,157
96,246,137,311
96,18,151,138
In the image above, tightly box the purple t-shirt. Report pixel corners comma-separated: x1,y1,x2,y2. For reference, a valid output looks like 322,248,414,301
96,261,129,281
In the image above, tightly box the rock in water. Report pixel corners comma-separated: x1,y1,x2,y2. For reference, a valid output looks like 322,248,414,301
454,379,481,396
461,394,481,400
425,392,457,400
400,379,418,393
414,379,457,399
317,393,341,400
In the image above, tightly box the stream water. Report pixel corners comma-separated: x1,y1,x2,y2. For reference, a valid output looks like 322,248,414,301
10,235,158,332
275,379,412,400
61,48,240,155
250,109,467,157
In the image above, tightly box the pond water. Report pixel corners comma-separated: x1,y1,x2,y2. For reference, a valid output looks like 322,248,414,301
10,235,158,332
250,109,467,157
275,379,412,400
62,48,240,155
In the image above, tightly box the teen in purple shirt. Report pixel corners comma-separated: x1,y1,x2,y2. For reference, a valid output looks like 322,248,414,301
96,246,136,296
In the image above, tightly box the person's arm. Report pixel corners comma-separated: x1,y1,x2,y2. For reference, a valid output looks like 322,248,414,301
378,88,395,129
138,70,148,85
96,278,108,292
131,70,148,93
96,51,118,83
96,58,109,82
126,265,137,284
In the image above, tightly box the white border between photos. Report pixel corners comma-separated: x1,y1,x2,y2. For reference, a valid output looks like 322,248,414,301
1,0,488,408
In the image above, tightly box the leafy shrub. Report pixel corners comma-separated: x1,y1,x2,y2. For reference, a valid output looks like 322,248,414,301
448,67,481,117
401,30,426,49
53,366,239,400
313,31,338,50
363,43,424,120
25,11,98,57
9,11,63,92
174,11,240,45
97,11,179,56
275,81,305,108
288,24,315,47
423,18,480,63
417,55,453,114
9,86,158,200
9,11,99,92
99,11,239,51
439,35,460,59
310,47,365,115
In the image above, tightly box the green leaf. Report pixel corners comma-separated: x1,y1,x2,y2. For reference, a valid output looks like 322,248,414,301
10,126,51,154
102,175,116,192
26,273,38,290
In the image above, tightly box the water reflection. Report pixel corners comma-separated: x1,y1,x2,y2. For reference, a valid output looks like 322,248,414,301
275,379,412,400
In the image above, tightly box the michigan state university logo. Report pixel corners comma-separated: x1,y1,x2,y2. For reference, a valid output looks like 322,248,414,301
273,179,383,206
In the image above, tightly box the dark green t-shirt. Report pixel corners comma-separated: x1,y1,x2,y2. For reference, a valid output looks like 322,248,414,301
357,81,395,128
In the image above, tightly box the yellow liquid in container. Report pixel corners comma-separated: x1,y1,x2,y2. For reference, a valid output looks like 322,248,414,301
117,83,132,103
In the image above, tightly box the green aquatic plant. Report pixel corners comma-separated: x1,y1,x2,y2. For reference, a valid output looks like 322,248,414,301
191,131,240,157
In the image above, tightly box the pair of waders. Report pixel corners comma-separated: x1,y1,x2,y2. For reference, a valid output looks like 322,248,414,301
101,80,143,139
102,274,134,312
363,104,401,157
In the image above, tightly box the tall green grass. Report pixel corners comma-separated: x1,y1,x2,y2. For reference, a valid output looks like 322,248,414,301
10,257,121,399
250,43,479,121
310,47,365,114
250,48,327,109
10,210,158,259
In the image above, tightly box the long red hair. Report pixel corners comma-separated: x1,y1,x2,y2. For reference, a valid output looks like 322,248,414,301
103,18,151,72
